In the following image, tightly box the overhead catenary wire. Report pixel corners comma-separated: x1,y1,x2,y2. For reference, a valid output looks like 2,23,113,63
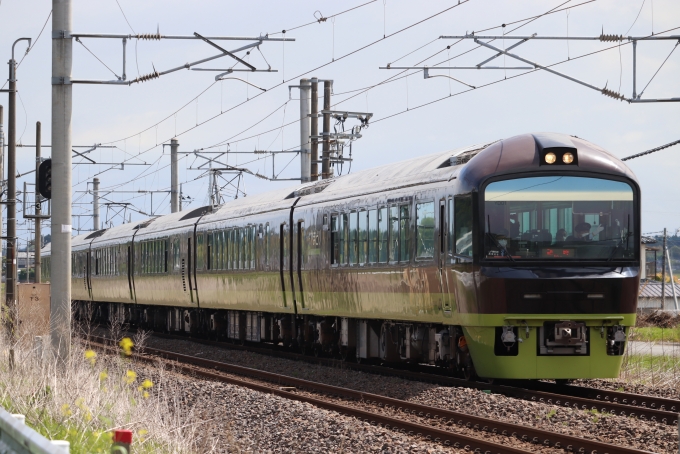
81,1,475,191
621,139,680,161
89,0,599,197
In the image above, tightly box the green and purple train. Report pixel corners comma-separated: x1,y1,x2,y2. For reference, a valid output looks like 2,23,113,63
43,132,640,379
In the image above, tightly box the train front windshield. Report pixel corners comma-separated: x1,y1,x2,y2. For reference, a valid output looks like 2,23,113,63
483,176,636,260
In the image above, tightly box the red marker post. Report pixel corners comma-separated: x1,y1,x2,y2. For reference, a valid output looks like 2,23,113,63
111,429,133,454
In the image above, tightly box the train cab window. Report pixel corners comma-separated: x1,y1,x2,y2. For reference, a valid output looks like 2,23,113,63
358,210,368,264
454,196,474,258
416,202,435,260
368,209,378,263
349,212,358,265
378,207,388,263
399,204,411,263
388,206,399,262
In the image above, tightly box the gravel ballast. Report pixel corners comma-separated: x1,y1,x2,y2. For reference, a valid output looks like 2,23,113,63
115,331,680,453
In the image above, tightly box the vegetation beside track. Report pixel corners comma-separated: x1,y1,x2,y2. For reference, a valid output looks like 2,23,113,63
0,322,201,453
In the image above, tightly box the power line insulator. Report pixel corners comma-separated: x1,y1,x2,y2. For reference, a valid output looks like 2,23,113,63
601,87,626,101
599,34,623,42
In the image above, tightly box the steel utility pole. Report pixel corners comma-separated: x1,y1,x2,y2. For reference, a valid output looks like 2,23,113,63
6,38,31,361
321,80,332,179
299,79,311,183
34,121,41,283
170,138,179,213
51,0,73,361
92,178,99,230
310,78,319,181
662,228,667,310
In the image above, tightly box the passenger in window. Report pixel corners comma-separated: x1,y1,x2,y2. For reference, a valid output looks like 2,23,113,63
554,229,568,243
567,223,592,241
508,213,520,238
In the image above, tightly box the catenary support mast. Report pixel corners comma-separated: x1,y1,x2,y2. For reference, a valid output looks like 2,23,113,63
51,0,73,361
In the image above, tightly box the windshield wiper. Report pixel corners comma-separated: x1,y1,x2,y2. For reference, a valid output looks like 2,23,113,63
608,216,632,262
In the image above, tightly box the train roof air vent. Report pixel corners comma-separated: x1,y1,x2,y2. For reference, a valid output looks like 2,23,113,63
179,205,214,221
85,228,107,240
532,132,576,153
133,219,156,230
439,142,497,168
286,179,334,199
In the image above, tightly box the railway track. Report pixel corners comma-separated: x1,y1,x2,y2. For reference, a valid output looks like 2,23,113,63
138,331,680,426
88,334,656,454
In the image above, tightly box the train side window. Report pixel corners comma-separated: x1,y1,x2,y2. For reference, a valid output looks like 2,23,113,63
223,230,228,270
265,224,270,266
378,207,388,263
389,206,399,262
230,229,236,270
331,215,338,265
349,212,358,265
359,210,368,264
242,228,249,270
400,204,411,262
215,231,221,270
250,226,256,269
454,195,474,258
416,202,435,259
164,240,168,273
368,209,378,263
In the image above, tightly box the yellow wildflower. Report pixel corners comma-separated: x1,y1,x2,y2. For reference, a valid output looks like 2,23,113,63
84,349,97,365
84,411,92,422
75,397,85,409
124,369,137,384
143,391,150,399
141,379,153,389
99,370,108,382
119,337,134,356
60,404,72,417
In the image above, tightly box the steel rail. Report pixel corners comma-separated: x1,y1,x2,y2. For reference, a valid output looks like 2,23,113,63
142,331,680,425
518,380,680,413
87,338,528,454
87,336,652,454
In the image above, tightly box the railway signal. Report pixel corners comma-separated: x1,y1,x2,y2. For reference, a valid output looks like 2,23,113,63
38,158,52,199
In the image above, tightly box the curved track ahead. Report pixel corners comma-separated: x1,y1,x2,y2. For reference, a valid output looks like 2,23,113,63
88,333,661,454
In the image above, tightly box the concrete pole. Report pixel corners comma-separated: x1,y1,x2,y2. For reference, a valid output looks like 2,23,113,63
299,79,311,183
170,138,179,213
6,56,18,355
321,80,332,179
92,178,99,231
310,78,319,182
51,0,73,361
662,228,667,310
34,121,41,283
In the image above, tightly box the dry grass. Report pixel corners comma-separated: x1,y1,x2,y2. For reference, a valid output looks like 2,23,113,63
0,313,215,454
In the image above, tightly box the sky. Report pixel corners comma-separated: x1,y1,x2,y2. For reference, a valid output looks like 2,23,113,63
0,0,679,246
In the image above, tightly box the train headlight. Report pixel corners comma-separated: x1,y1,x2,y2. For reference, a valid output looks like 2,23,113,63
562,152,574,164
544,152,557,164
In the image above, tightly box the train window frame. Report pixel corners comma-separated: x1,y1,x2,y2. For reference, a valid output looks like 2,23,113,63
349,211,359,266
388,205,399,263
448,197,455,259
415,200,435,261
367,208,378,264
358,209,368,265
378,206,388,263
265,223,270,267
399,203,411,263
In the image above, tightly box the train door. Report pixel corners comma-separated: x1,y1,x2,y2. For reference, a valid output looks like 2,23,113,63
438,199,452,315
86,250,93,300
293,220,305,310
187,237,196,304
451,195,475,308
127,245,135,301
279,223,292,309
